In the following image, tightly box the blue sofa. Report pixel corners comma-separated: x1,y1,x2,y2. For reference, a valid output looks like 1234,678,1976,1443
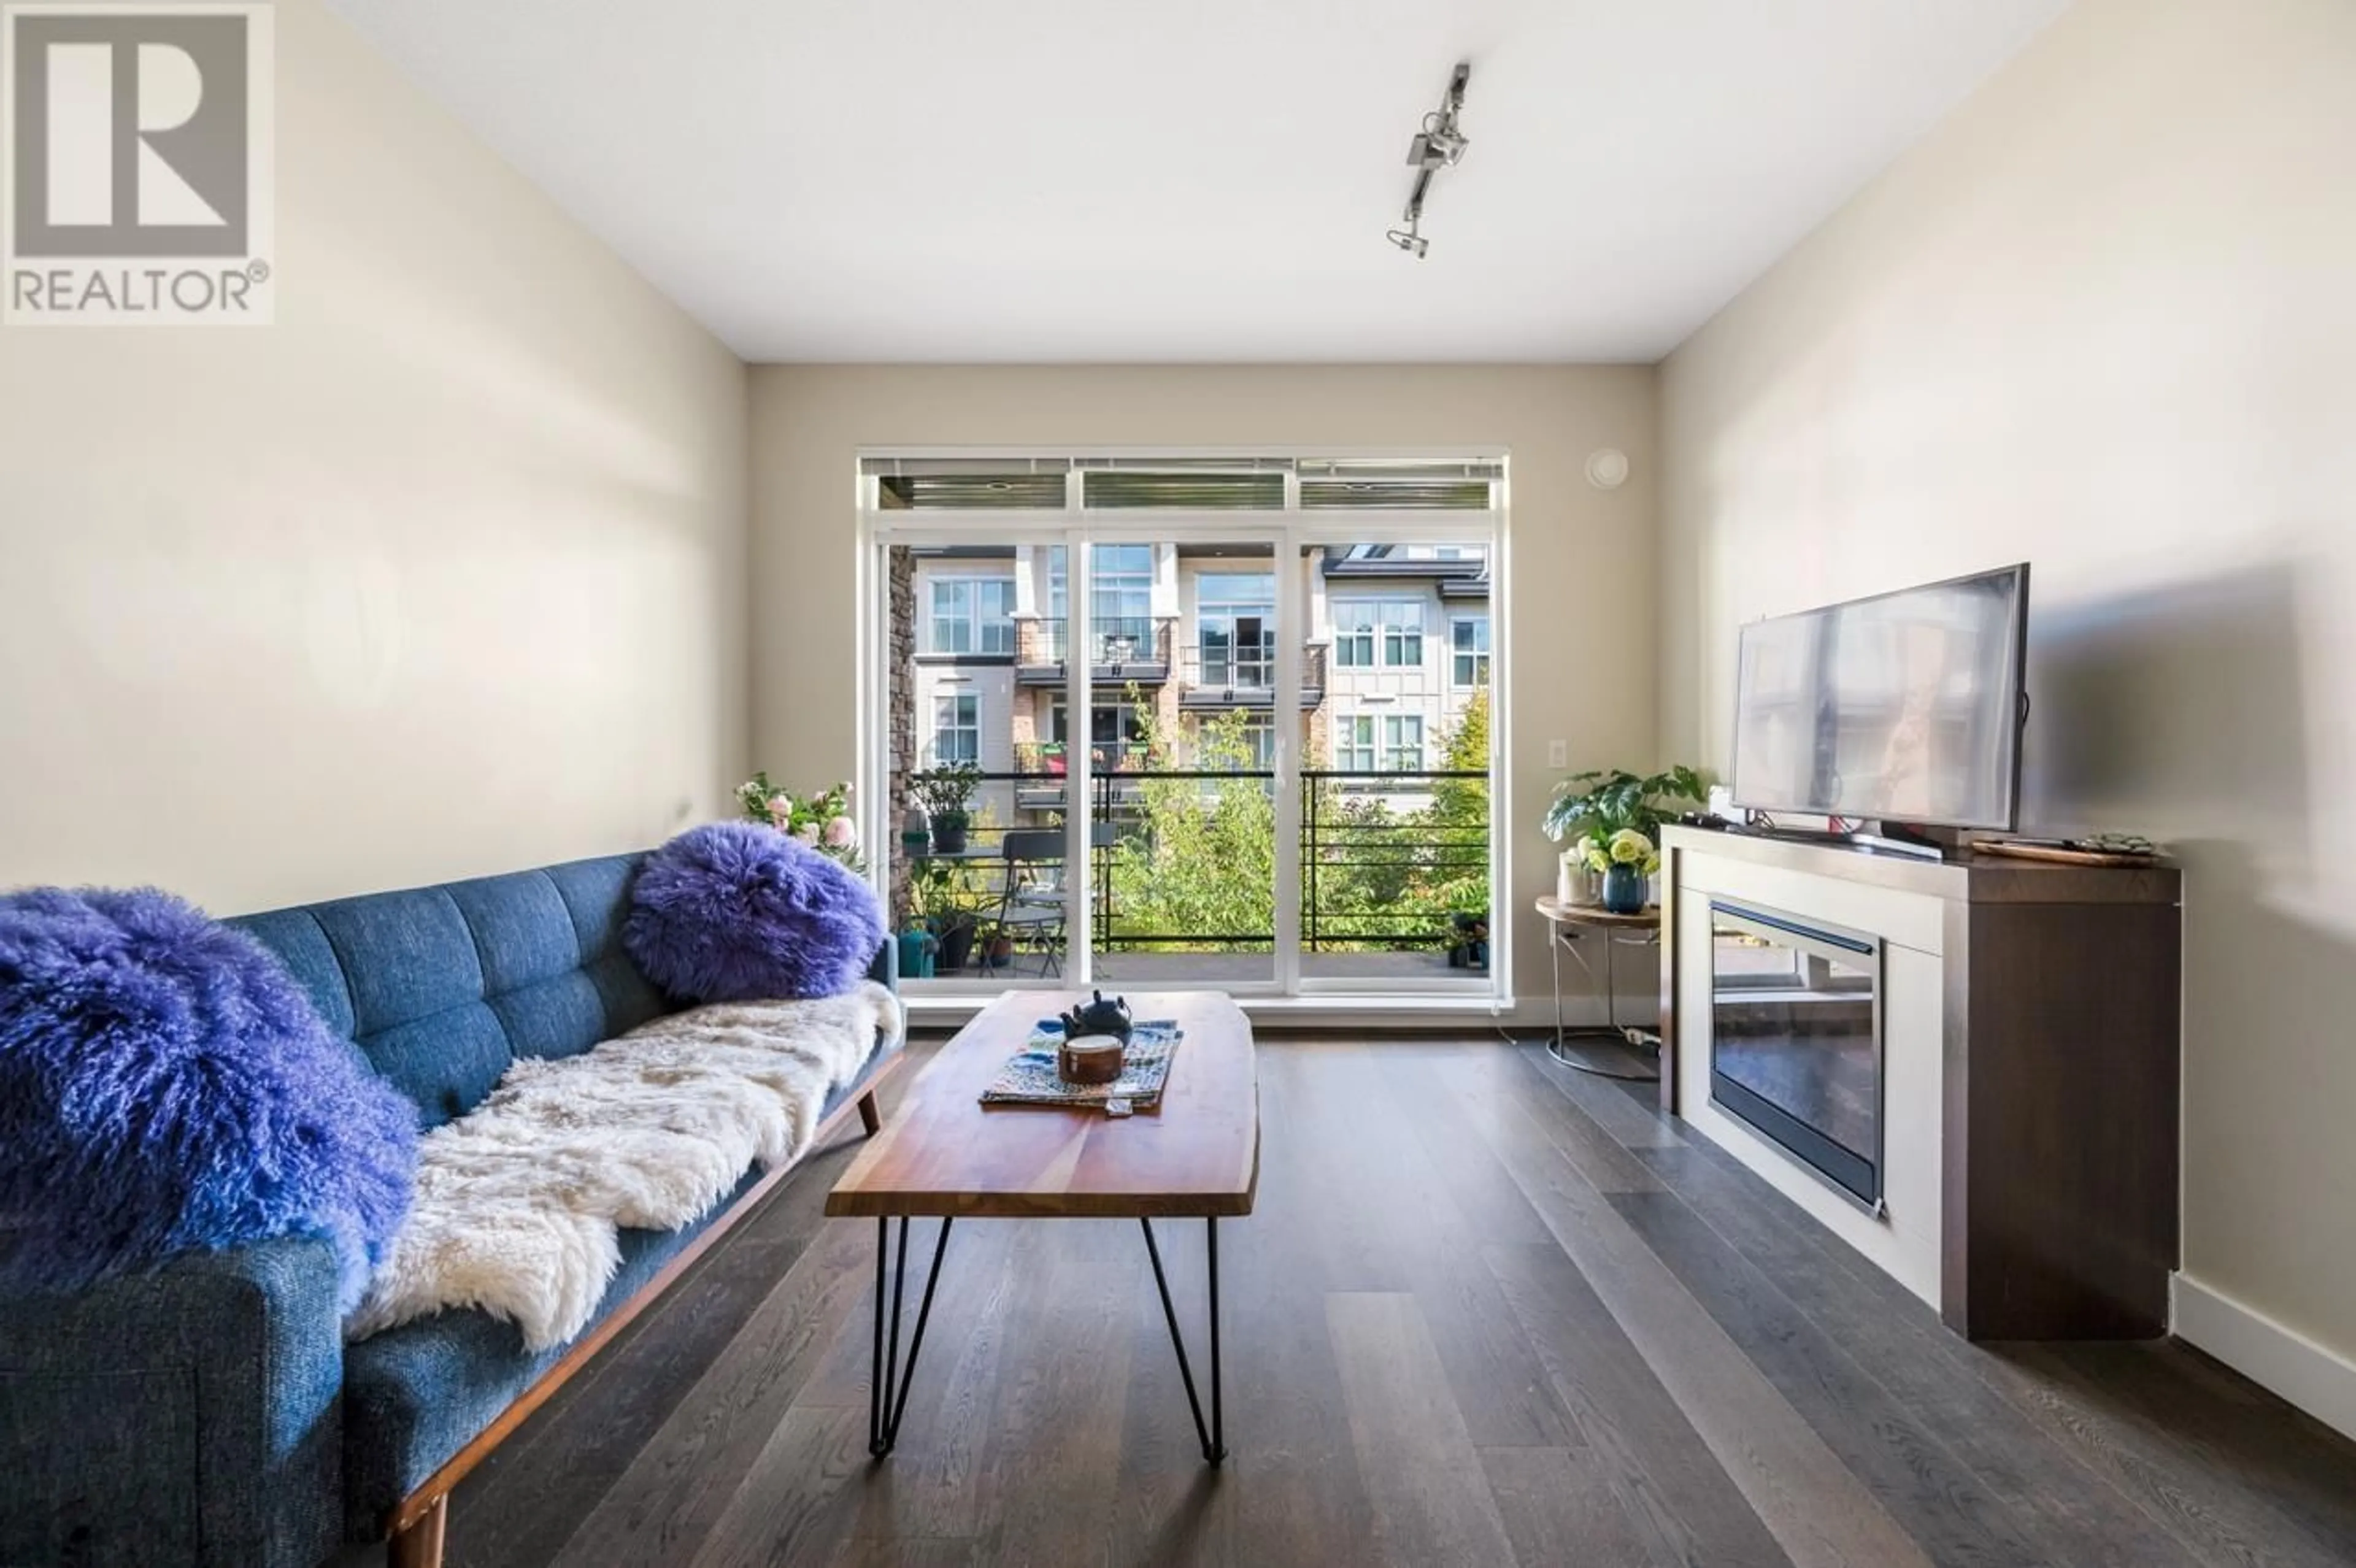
0,853,902,1568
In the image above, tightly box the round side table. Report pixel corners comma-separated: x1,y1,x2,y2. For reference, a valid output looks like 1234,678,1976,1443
1533,894,1663,1080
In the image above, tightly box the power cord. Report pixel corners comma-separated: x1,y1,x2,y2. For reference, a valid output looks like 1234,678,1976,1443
1490,1016,1660,1082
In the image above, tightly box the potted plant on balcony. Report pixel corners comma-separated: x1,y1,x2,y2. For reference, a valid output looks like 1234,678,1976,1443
1444,893,1489,970
1542,766,1707,915
908,855,990,972
912,763,983,855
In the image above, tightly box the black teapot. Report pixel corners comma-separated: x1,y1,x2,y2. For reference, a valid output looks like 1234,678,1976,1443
1055,990,1134,1043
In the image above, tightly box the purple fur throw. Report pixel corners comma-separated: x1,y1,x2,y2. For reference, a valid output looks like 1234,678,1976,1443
625,821,885,1002
0,887,417,1309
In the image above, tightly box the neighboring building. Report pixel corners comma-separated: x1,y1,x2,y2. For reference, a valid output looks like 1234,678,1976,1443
906,543,1490,826
1314,544,1489,795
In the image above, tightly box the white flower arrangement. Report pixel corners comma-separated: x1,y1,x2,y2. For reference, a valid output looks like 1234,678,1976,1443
1577,828,1661,877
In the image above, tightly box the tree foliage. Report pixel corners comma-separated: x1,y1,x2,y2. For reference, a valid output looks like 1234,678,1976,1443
1100,694,1491,955
1103,709,1275,951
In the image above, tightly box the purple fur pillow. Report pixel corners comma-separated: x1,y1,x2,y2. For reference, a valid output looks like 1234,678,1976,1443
0,887,417,1309
625,821,885,1002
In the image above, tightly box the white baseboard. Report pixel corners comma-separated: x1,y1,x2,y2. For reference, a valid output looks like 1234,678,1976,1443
902,992,1529,1032
2172,1272,2356,1441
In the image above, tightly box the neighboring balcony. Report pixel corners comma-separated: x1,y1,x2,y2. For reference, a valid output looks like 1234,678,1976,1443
1014,616,1174,686
1007,742,1155,810
1177,640,1328,709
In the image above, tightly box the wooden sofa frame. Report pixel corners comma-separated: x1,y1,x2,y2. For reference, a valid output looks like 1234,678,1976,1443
384,1066,900,1568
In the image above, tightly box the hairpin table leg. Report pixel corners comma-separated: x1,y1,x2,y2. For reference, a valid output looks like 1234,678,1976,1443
868,1215,953,1458
1141,1215,1226,1465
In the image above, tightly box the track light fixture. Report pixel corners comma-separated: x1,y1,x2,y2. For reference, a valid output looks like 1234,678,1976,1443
1386,220,1428,258
1389,61,1470,259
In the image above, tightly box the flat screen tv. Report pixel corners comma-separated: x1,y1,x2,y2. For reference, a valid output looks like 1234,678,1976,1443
1730,564,2030,832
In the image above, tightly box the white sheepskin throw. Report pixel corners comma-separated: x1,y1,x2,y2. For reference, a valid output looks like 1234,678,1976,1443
344,983,899,1351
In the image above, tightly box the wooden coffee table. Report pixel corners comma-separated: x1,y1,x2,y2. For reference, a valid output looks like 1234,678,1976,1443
825,990,1258,1464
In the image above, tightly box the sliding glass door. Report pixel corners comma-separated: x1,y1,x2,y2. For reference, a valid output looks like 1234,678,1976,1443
1298,539,1492,985
866,456,1504,1003
885,535,1069,983
1087,540,1279,988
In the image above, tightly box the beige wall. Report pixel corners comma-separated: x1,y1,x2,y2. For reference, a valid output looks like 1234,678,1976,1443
749,365,1657,1005
0,0,750,915
1660,0,2356,1382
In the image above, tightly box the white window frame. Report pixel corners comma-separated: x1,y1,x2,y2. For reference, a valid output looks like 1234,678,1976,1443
1382,713,1426,772
1384,601,1426,668
1451,613,1491,687
1196,569,1277,686
1048,696,1147,758
1090,543,1153,661
930,692,979,765
1334,713,1377,772
1332,603,1377,669
1334,597,1426,668
1236,713,1276,772
927,576,1015,656
855,448,1511,1012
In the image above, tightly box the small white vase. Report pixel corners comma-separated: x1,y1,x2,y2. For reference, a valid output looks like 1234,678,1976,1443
1557,853,1599,907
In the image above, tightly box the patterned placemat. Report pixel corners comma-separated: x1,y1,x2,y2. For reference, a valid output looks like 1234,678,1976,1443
979,1020,1183,1113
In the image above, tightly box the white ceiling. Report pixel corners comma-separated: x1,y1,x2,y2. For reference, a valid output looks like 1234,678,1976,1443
323,0,2069,364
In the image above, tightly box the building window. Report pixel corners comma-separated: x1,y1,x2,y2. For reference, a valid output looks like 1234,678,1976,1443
1451,615,1490,686
931,693,979,764
1092,544,1155,655
1384,604,1425,668
1197,572,1275,685
1050,698,1147,761
1050,544,1156,660
1382,714,1425,771
1335,713,1419,773
1333,604,1375,669
1334,599,1425,667
929,578,1015,655
1239,715,1276,772
1334,715,1377,772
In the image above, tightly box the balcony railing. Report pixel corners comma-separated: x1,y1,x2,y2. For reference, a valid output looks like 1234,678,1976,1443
1177,640,1327,706
1005,742,1155,807
897,766,1487,967
1010,740,1155,774
1013,616,1174,682
1298,768,1487,951
1193,635,1275,688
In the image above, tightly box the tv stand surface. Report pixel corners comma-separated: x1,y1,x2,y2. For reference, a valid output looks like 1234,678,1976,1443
1720,821,1950,864
1724,810,1960,861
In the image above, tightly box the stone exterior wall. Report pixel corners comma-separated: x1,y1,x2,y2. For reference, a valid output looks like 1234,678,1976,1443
887,545,915,924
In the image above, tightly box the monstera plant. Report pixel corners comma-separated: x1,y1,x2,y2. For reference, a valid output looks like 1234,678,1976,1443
1543,766,1708,913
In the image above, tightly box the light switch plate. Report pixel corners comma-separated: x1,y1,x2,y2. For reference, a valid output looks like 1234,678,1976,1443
1547,739,1568,768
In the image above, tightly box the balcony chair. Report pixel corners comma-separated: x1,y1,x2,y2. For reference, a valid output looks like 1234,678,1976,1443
988,825,1118,978
991,830,1069,977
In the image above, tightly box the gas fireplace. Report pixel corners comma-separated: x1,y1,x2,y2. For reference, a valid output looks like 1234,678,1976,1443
1707,902,1884,1212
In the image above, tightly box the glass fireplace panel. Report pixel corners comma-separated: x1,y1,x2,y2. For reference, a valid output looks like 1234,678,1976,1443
1707,902,1883,1211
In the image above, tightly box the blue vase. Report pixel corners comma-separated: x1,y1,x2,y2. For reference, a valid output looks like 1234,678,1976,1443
1602,862,1648,915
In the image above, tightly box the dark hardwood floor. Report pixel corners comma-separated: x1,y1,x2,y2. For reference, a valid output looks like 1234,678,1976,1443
361,1035,2356,1567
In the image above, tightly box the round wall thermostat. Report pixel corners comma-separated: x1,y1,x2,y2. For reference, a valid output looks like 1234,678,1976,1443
1585,448,1630,490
